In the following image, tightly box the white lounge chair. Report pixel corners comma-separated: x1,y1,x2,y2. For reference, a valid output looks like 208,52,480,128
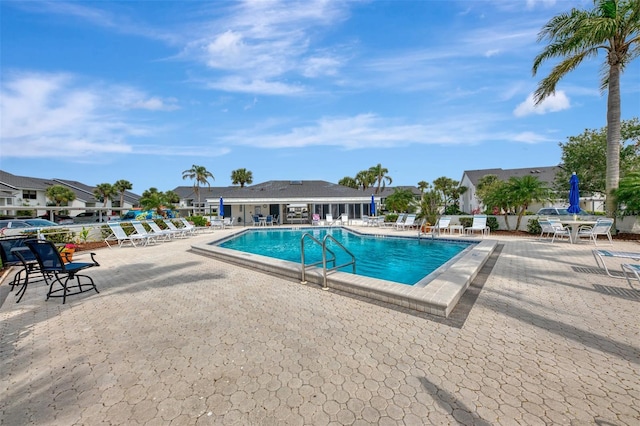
576,218,614,245
223,217,234,228
592,249,640,278
340,213,349,225
163,219,189,238
465,214,489,237
388,214,406,229
145,220,176,241
105,222,150,248
396,214,416,230
422,217,451,237
130,220,159,245
621,264,640,288
325,214,336,226
178,218,199,235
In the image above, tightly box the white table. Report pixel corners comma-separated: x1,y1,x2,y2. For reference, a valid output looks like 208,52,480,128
558,220,597,243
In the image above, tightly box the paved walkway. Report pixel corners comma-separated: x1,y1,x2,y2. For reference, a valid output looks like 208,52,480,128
1,228,639,425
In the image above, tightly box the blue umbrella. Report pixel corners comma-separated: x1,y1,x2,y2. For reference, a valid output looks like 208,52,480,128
567,172,581,214
370,195,376,216
219,197,224,219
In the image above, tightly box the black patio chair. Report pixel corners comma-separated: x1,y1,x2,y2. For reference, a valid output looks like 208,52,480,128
25,239,100,304
0,236,43,303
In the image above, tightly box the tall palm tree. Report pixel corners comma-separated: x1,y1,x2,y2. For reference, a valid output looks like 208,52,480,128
417,181,430,193
369,163,392,194
507,175,550,230
182,165,215,210
230,168,253,187
93,183,115,210
113,179,133,209
533,0,640,217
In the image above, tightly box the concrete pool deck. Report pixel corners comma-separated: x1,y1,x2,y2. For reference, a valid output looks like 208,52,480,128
1,227,639,425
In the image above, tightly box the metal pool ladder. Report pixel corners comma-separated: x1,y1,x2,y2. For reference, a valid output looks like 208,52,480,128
300,232,356,290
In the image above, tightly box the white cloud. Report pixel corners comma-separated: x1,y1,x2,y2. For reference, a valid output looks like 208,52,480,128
513,91,570,117
0,71,177,157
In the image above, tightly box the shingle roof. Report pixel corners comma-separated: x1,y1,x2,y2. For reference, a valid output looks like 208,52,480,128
174,180,378,202
462,166,561,186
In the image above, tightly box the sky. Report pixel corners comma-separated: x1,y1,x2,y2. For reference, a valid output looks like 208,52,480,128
1,0,638,195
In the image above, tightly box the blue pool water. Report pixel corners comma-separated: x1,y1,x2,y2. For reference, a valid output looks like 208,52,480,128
216,228,473,285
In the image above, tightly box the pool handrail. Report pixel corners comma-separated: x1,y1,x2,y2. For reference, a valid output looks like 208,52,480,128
321,234,356,290
300,232,337,285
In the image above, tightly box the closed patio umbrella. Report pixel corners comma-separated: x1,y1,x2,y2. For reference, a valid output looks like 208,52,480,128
370,195,376,216
567,172,581,216
219,197,224,219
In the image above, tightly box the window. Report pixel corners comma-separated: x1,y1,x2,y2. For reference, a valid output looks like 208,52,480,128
22,190,37,200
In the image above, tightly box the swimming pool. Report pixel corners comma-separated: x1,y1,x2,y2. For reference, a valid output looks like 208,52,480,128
218,228,472,285
191,227,497,317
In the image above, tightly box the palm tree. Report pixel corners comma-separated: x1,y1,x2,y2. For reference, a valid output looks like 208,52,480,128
355,170,375,192
182,165,215,210
140,187,167,216
533,0,640,217
338,176,358,189
113,179,133,210
507,175,550,230
369,163,392,194
93,183,115,212
230,168,253,187
46,185,76,206
417,181,430,193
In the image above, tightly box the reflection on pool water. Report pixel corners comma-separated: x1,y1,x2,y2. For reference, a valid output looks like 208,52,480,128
217,227,474,285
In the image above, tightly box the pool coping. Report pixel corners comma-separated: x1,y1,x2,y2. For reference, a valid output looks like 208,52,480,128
191,228,497,317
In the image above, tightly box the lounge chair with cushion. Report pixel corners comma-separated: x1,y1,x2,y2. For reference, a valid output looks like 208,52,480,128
25,239,100,304
592,249,640,278
465,214,489,237
105,222,151,247
576,218,614,245
312,214,320,226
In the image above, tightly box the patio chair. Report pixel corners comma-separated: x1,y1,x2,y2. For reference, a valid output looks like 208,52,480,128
312,214,320,225
146,220,179,240
223,217,234,228
105,222,151,248
538,219,571,243
591,249,640,278
25,239,100,304
265,215,274,226
252,215,260,227
340,213,349,225
465,214,489,237
130,220,159,245
0,236,44,303
396,214,417,230
575,218,614,245
621,264,640,288
163,219,190,238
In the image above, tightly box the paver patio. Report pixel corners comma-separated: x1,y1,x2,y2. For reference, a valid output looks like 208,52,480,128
1,228,638,425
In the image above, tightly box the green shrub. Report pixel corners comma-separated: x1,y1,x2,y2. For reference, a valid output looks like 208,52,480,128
384,213,398,223
40,227,75,244
527,219,541,235
187,215,207,227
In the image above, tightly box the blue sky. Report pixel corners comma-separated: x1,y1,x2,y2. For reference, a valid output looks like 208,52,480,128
1,0,638,194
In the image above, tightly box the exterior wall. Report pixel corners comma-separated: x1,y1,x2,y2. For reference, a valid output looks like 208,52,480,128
458,174,478,214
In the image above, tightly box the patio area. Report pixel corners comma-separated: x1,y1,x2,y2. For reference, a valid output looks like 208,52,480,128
1,229,638,425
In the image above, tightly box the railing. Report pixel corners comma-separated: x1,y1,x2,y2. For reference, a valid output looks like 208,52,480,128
300,232,356,290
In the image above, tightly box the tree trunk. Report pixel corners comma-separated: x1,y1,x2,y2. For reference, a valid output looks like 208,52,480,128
502,212,511,231
605,59,621,233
